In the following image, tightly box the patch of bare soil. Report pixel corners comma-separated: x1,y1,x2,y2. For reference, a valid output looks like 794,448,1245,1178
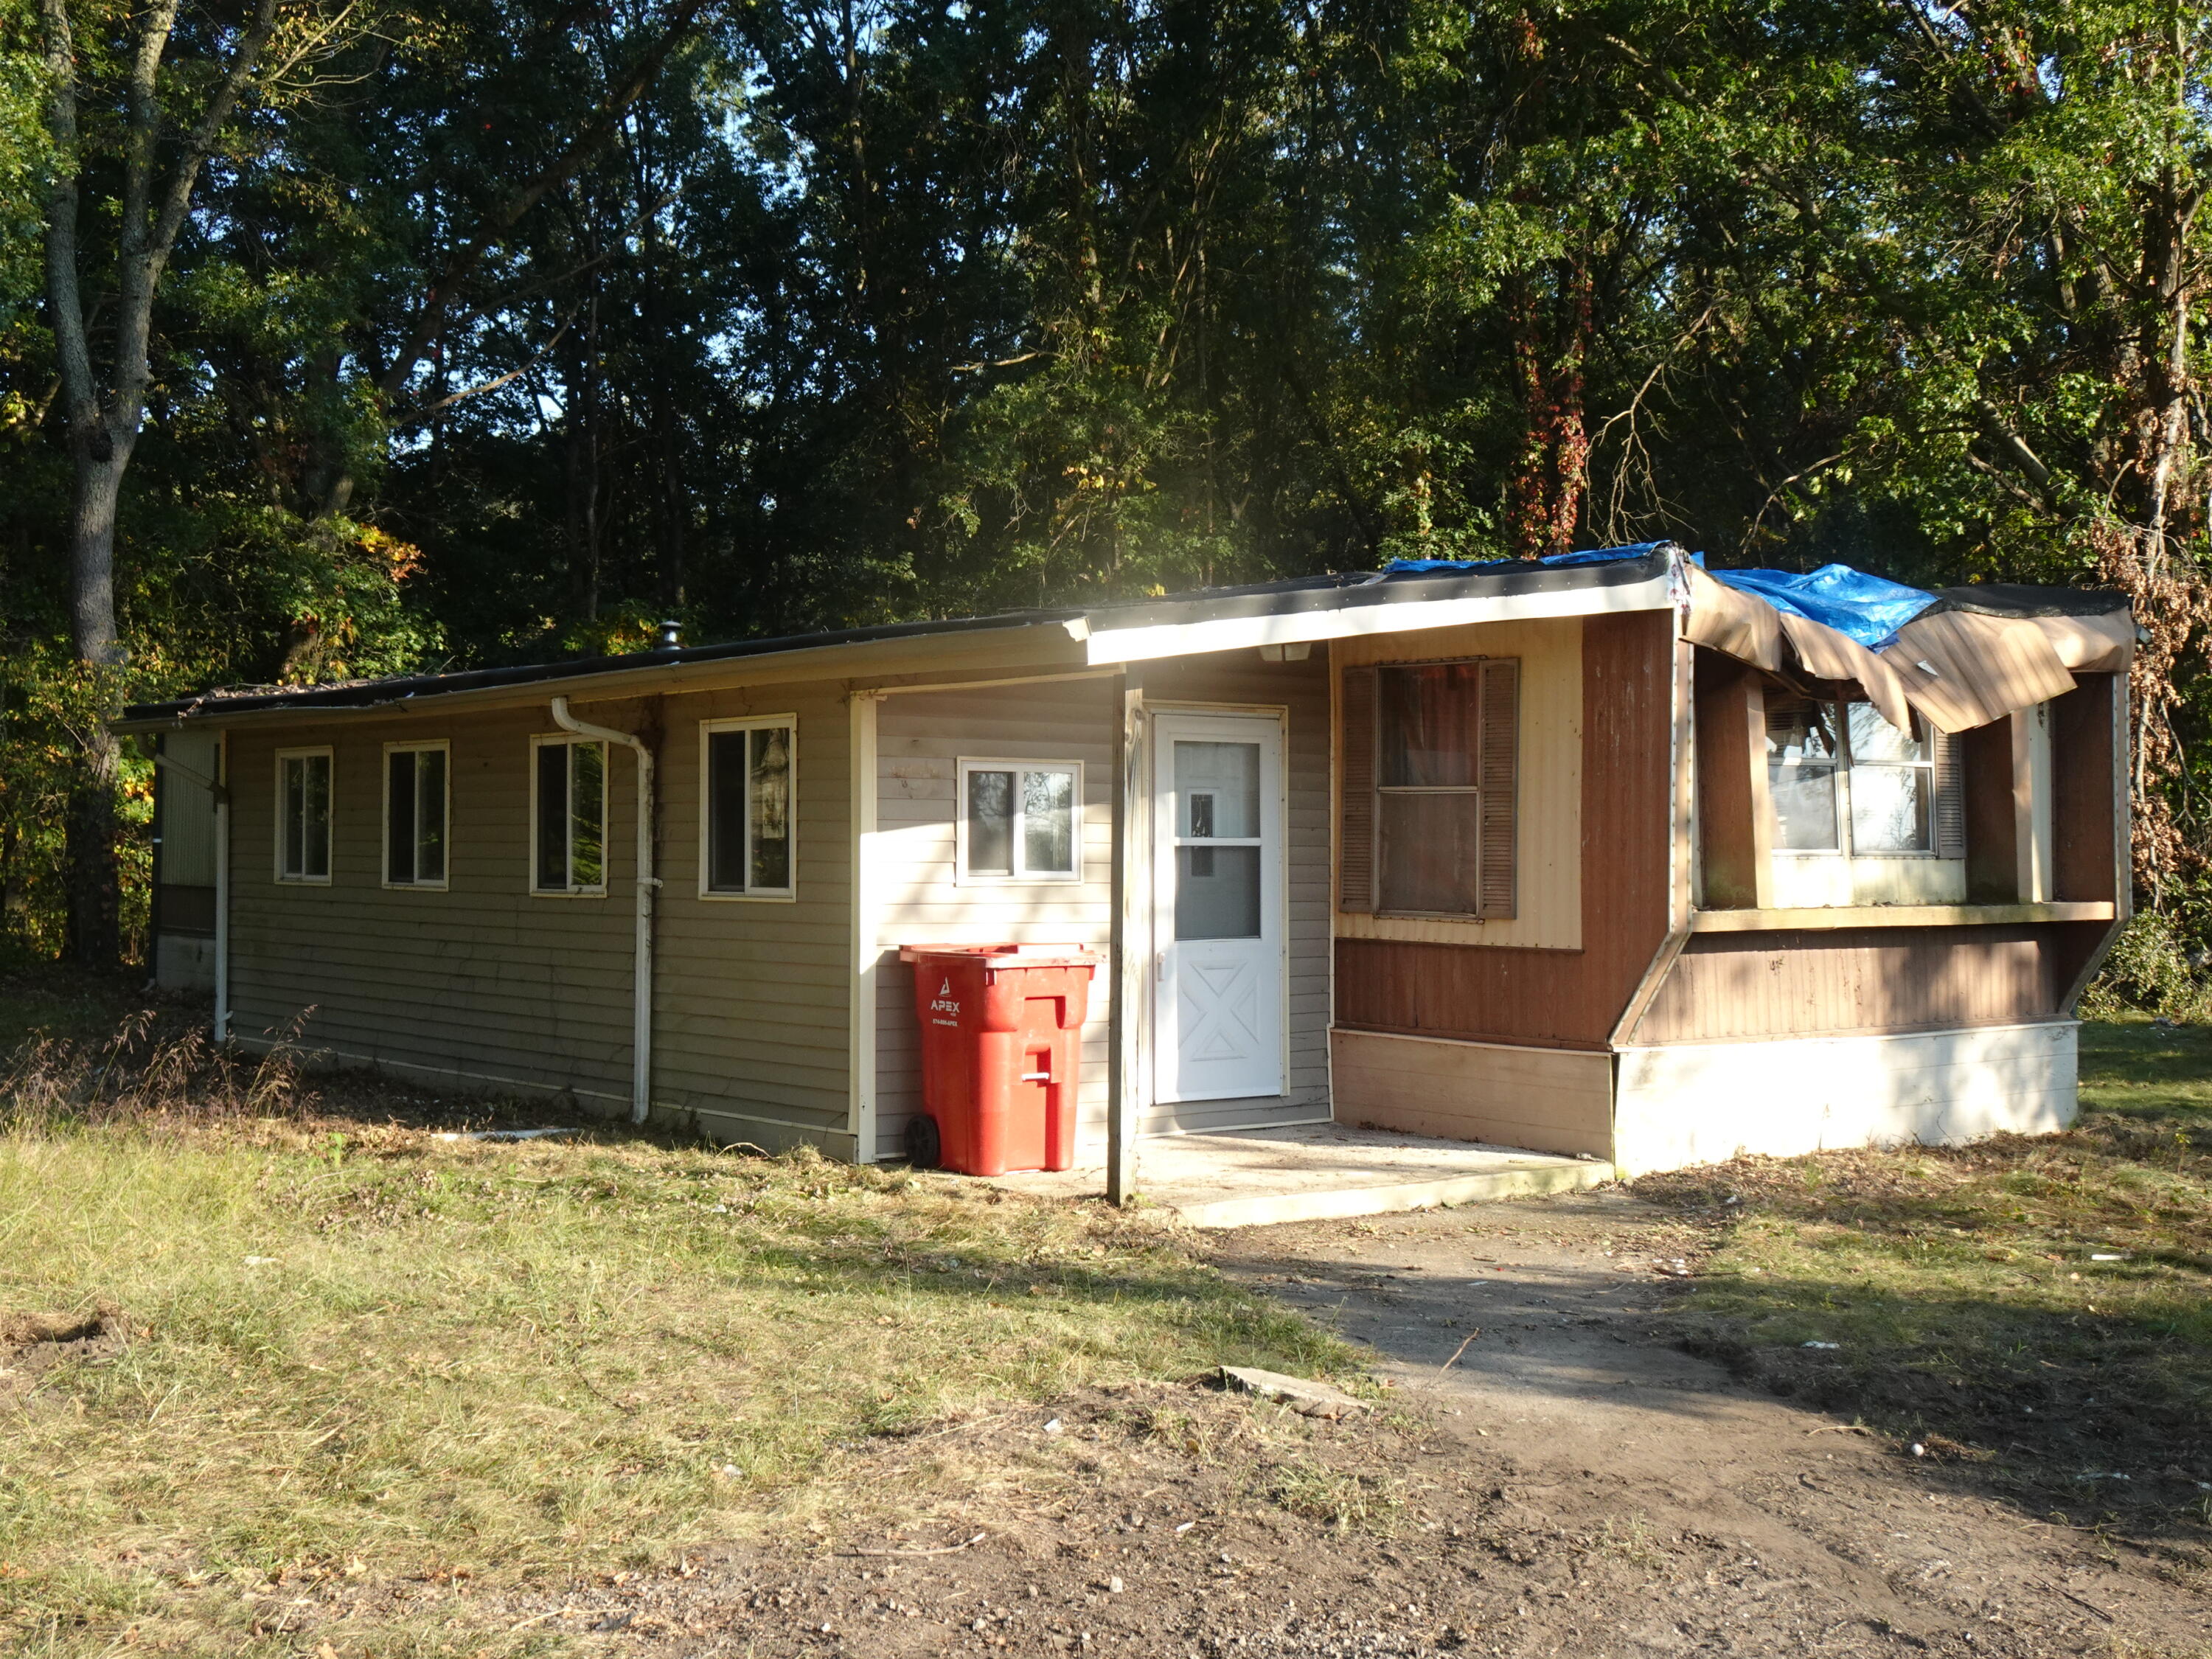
0,1303,128,1394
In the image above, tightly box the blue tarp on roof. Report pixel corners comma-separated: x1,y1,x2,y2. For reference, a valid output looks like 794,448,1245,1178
1709,564,1939,651
1384,542,1675,575
1380,544,1942,651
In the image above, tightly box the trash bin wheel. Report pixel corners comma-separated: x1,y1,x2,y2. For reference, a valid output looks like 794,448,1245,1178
905,1114,942,1171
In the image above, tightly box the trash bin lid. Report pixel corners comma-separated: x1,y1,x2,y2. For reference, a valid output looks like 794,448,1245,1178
897,943,1102,970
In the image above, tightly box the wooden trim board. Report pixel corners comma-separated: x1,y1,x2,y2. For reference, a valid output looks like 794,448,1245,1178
1689,901,2114,933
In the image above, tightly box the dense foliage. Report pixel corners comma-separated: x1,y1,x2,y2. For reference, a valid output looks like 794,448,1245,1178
4,0,2211,960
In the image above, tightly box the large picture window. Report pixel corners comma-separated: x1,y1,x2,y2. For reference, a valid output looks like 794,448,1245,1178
275,748,333,883
702,717,795,897
957,759,1080,884
1766,698,1936,856
383,742,448,888
531,737,606,895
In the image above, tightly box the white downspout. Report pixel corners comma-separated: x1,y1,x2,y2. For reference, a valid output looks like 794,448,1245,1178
214,732,230,1043
551,697,658,1124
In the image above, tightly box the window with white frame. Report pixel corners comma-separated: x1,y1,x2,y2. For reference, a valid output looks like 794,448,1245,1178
275,748,333,883
957,759,1080,883
531,737,606,894
1766,697,1937,855
701,717,795,897
383,742,448,887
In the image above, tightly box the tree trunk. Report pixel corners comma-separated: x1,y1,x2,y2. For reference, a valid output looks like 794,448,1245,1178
61,445,129,967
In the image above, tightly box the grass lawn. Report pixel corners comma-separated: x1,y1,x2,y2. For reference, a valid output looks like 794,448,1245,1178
1641,1015,2212,1543
0,976,1349,1655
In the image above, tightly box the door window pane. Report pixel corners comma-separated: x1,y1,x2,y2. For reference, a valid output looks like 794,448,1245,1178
1175,845,1261,939
1377,792,1482,914
965,769,1014,875
1023,768,1074,874
1175,742,1259,837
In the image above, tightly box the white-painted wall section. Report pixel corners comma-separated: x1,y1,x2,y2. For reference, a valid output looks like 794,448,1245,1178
1611,1020,2079,1175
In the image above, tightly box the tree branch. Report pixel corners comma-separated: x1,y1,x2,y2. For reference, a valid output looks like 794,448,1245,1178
37,0,100,451
390,316,574,428
372,0,711,406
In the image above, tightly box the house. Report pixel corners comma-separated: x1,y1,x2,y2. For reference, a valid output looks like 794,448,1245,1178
125,544,2134,1177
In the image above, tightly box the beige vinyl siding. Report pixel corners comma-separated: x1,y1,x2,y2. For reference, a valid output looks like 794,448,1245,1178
225,684,856,1152
1141,650,1334,1135
1333,616,1583,950
226,706,641,1107
655,679,854,1151
872,679,1119,1160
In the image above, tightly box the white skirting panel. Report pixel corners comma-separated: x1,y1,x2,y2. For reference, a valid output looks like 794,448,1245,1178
154,934,217,993
1613,1020,2078,1177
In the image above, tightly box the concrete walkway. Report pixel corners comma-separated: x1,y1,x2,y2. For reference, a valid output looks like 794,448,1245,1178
984,1122,1612,1227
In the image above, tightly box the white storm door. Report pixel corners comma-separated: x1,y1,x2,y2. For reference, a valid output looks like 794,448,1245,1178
1152,712,1285,1104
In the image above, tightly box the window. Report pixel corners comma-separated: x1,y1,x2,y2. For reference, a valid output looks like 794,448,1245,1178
383,742,448,887
1354,659,1517,918
957,759,1080,883
531,737,606,894
701,717,795,898
1767,698,1935,856
274,748,333,883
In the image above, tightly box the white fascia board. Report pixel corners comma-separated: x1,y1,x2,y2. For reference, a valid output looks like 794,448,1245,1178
1082,572,1677,665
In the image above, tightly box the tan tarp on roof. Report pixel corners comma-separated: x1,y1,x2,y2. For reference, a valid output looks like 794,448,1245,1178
1680,561,2133,733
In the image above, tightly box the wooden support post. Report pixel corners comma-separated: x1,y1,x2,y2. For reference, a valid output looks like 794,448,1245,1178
1962,716,2018,902
1107,668,1147,1207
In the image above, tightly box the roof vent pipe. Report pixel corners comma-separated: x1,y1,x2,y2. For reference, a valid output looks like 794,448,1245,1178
551,696,659,1124
656,619,682,650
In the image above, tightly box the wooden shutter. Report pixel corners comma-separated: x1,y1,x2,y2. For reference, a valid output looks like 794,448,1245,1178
1933,725,1966,859
1338,665,1377,912
1477,657,1520,918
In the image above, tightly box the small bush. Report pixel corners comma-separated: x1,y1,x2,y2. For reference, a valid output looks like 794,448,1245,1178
2081,911,2209,1020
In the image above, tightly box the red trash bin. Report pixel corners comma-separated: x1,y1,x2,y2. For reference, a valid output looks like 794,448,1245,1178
898,944,1100,1175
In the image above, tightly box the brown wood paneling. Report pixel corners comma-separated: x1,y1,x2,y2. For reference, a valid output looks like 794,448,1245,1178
156,883,217,936
1962,716,2018,902
2051,673,2119,904
1632,923,2070,1043
1693,652,1765,908
1335,611,1674,1049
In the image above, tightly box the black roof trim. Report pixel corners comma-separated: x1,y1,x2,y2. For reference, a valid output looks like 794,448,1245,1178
1932,584,2133,620
121,607,1076,723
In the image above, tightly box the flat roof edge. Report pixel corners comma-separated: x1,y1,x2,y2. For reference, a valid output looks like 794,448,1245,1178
116,610,1077,728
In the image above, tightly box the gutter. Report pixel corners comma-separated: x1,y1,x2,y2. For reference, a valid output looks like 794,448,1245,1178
551,697,659,1124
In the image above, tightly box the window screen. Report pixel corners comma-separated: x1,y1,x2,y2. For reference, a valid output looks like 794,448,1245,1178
960,762,1079,882
705,722,796,894
1766,697,1936,857
533,739,606,892
386,747,447,886
277,752,332,882
1375,664,1484,914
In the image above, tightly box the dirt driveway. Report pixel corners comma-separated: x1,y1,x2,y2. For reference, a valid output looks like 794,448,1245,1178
460,1190,2208,1658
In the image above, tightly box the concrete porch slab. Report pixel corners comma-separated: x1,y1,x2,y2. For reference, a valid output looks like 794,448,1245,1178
983,1123,1615,1228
